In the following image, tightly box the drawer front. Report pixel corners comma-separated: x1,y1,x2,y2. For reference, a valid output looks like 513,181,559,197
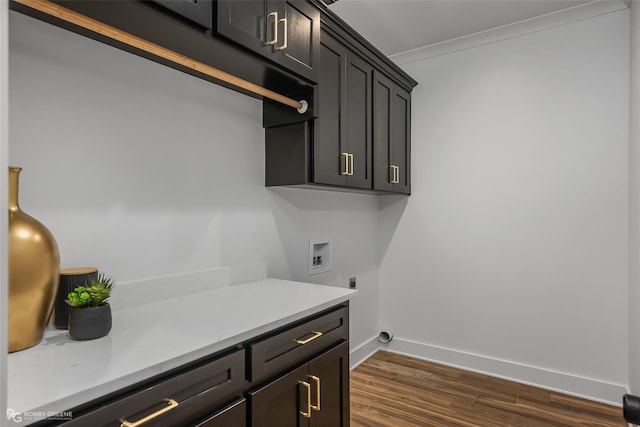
195,398,246,427
249,305,348,382
61,349,245,427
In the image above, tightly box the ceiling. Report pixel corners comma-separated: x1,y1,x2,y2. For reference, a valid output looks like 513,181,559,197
328,0,593,56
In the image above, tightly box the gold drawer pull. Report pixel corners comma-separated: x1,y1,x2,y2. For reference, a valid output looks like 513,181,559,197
299,381,312,418
295,331,323,345
309,375,321,411
120,399,179,427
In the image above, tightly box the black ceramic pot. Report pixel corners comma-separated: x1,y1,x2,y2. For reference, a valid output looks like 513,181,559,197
68,303,112,341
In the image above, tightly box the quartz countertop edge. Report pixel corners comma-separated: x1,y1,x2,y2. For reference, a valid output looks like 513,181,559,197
7,278,356,424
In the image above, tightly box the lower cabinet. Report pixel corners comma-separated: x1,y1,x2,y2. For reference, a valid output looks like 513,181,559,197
37,304,349,427
249,341,350,427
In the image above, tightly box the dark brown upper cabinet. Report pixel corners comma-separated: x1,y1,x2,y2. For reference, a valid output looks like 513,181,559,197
216,0,320,83
264,25,416,195
373,71,411,194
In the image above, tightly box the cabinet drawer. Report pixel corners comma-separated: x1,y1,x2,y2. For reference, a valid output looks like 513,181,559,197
61,349,245,427
249,305,348,382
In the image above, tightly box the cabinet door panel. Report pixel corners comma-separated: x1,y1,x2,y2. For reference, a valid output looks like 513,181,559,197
392,87,411,194
277,1,319,82
373,71,393,192
250,364,309,427
373,71,411,194
216,0,276,59
345,53,372,189
308,342,350,427
314,32,346,186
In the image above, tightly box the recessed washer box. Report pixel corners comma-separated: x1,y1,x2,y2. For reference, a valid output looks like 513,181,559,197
309,239,332,275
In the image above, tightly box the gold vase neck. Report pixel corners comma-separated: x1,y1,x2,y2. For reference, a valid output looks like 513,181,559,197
8,167,22,211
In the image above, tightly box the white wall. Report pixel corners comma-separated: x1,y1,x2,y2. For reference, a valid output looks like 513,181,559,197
7,12,380,353
381,9,629,403
630,0,640,396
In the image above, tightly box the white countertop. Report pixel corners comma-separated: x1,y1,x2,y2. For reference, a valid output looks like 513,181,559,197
7,278,356,425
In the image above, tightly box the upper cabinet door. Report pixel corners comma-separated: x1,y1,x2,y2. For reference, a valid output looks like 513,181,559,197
216,1,277,59
314,32,347,187
373,71,411,194
216,0,318,82
391,86,411,194
373,71,393,192
344,52,373,189
275,1,320,83
314,31,371,190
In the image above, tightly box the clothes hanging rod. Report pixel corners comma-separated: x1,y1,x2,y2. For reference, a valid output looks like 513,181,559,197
14,0,309,113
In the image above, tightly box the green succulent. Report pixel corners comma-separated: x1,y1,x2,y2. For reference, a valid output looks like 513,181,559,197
66,273,115,308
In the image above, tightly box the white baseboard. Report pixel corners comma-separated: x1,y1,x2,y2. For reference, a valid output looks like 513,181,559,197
382,338,626,407
350,335,380,370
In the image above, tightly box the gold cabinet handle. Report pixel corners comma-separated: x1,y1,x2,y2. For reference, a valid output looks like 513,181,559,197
120,399,179,427
309,375,321,411
390,165,400,184
299,381,312,418
341,153,350,176
266,12,278,46
276,17,288,51
341,153,355,176
295,330,323,345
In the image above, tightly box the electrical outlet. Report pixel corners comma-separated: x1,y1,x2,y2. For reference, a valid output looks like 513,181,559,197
349,277,357,289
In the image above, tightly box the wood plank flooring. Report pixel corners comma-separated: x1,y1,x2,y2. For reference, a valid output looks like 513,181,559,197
350,351,625,427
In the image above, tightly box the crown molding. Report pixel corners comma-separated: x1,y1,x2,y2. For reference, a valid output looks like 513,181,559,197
391,0,629,66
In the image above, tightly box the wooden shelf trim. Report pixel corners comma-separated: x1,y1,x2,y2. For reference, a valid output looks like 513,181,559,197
15,0,306,111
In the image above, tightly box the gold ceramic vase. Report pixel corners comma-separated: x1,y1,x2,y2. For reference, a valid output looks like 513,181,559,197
8,166,60,352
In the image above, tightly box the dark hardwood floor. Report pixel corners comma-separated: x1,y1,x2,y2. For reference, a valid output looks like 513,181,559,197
350,351,626,427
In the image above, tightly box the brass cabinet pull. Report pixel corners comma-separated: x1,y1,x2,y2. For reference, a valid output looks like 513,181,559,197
295,330,323,345
341,153,350,175
341,153,355,176
276,17,288,51
390,165,400,184
309,375,321,411
266,12,278,46
120,399,179,427
299,381,312,418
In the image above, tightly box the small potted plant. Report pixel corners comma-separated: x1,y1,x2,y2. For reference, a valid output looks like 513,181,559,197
65,273,115,341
